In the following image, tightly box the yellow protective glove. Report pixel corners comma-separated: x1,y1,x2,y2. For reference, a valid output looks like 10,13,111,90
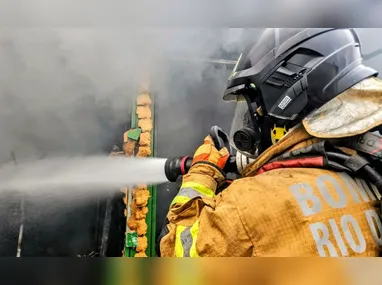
178,135,230,199
191,135,230,170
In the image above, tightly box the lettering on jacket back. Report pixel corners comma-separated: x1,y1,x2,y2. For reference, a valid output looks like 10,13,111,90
289,172,382,257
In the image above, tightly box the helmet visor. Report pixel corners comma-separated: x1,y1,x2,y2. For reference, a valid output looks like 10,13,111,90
229,97,248,139
229,96,259,158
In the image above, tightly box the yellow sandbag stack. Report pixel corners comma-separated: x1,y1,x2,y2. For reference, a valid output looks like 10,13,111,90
122,93,153,257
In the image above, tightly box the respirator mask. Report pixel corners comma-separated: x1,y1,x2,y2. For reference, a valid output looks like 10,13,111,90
229,88,266,160
229,85,290,167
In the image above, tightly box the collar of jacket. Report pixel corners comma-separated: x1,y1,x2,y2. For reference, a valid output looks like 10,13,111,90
242,125,319,177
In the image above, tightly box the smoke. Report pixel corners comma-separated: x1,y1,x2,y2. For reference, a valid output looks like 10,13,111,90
356,28,382,74
0,28,260,163
0,27,261,256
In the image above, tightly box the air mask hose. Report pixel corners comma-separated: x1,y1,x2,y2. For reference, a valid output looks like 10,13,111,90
235,151,256,173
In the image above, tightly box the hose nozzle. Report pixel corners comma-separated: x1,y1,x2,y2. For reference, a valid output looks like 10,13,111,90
164,155,237,182
164,156,193,182
164,125,239,182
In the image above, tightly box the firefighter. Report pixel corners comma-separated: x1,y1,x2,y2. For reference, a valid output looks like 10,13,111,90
159,28,382,257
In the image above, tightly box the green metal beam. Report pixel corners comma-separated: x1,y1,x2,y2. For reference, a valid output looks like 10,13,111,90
149,92,157,257
145,92,156,257
125,99,138,257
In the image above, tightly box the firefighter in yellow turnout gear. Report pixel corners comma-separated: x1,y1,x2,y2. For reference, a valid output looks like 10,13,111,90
159,28,382,257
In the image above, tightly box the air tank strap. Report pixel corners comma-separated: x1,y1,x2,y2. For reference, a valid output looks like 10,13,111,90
259,140,382,198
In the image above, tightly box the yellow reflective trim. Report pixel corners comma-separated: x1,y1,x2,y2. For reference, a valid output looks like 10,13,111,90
181,182,215,198
175,225,187,257
229,71,237,79
230,53,242,78
190,220,200,257
171,195,190,206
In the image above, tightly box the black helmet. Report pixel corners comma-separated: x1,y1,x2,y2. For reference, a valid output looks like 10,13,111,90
226,28,378,157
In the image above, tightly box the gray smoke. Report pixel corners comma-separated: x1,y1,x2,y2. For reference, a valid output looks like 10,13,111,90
0,28,261,164
356,28,382,73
